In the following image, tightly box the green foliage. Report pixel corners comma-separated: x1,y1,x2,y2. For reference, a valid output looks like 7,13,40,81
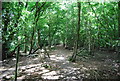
2,2,119,59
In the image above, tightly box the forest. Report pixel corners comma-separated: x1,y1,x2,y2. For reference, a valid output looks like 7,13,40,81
1,1,120,81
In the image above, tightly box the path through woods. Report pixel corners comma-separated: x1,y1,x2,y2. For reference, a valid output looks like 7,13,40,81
0,45,120,80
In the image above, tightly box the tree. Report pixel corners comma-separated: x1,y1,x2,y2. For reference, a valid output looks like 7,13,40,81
70,2,81,62
2,2,23,60
118,1,120,37
29,2,52,54
2,2,119,61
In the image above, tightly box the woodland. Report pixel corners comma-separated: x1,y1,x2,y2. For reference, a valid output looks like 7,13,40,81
1,1,120,81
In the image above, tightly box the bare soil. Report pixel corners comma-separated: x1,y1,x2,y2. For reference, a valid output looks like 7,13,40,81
0,45,120,81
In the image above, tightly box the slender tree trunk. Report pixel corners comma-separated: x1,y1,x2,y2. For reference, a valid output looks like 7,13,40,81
88,20,93,55
71,2,81,62
29,27,35,54
65,12,69,48
117,1,120,57
23,35,27,53
37,29,40,47
43,44,50,58
15,46,20,81
118,1,120,37
65,19,68,47
31,29,41,54
76,2,81,49
48,24,51,50
88,22,91,54
72,4,75,47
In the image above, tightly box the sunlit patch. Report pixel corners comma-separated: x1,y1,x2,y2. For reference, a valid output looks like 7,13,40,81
8,67,15,71
0,67,7,72
27,64,41,68
12,58,16,61
50,55,65,62
40,67,45,70
71,76,77,79
56,57,65,60
33,58,39,61
41,75,59,80
82,67,88,71
42,69,50,73
25,68,36,73
0,67,15,79
19,64,42,70
42,71,57,76
17,75,25,80
41,71,60,79
64,76,78,80
89,67,97,70
50,55,56,58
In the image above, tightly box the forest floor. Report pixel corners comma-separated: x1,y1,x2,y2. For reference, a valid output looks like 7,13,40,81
0,45,120,81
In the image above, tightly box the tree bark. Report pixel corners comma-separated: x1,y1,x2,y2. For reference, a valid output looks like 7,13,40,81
48,24,51,50
2,3,10,60
15,46,20,81
37,29,41,47
71,2,81,62
29,26,35,54
118,1,120,37
23,35,27,53
2,2,22,60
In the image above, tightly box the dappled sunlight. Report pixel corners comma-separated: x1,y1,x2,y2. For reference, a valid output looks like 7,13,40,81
41,70,63,80
20,63,42,69
41,75,60,80
42,69,50,73
50,54,65,62
42,71,58,76
50,55,56,58
25,68,36,73
12,58,16,61
0,67,15,79
1,45,120,80
0,67,7,72
59,66,89,79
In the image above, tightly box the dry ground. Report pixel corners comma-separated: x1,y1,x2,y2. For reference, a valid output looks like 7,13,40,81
0,45,120,81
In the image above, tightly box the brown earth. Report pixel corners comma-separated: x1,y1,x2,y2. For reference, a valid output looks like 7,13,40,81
0,45,120,81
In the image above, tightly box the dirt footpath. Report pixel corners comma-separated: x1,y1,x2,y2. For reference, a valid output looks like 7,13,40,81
0,45,120,81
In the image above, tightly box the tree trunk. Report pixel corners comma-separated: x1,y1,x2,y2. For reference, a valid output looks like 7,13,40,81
71,2,81,62
23,35,27,53
43,44,50,58
117,1,120,58
37,29,40,48
2,2,22,60
118,1,120,37
29,27,35,54
48,24,51,50
14,46,20,81
2,8,10,60
88,20,93,55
